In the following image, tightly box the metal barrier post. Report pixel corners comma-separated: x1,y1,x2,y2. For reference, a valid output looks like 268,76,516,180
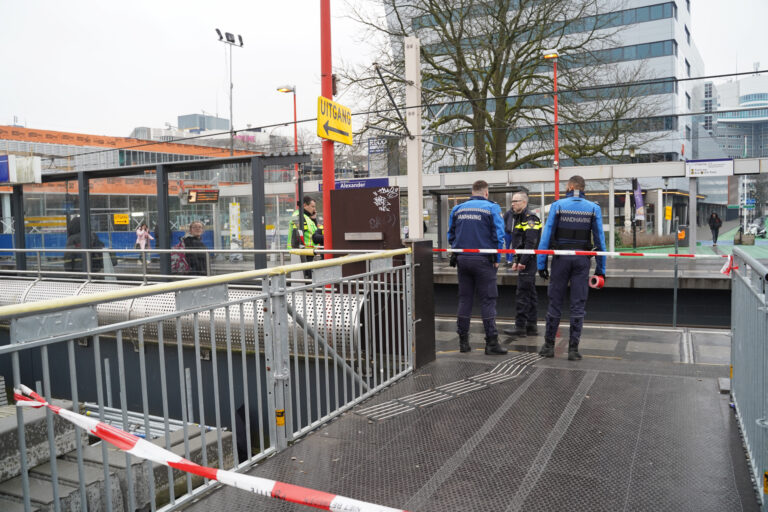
405,252,415,368
264,274,292,450
673,218,679,328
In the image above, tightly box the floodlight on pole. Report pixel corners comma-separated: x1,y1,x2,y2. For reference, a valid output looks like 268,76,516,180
542,48,560,200
277,84,301,209
215,28,244,156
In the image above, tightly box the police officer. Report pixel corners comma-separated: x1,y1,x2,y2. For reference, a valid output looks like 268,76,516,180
537,175,606,360
448,180,508,355
502,191,542,338
287,196,319,279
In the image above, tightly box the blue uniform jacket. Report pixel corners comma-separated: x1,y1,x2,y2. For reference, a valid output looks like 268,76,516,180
447,195,506,263
537,191,606,275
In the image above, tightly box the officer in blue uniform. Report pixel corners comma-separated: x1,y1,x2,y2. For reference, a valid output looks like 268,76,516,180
503,191,542,338
537,175,606,360
448,180,508,355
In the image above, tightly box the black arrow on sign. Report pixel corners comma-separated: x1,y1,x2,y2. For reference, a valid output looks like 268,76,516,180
323,120,349,138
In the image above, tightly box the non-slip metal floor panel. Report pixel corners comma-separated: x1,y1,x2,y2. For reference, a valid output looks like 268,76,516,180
183,354,757,512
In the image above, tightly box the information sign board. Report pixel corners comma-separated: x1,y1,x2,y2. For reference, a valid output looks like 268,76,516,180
188,189,219,203
113,214,129,225
685,159,734,178
317,97,353,145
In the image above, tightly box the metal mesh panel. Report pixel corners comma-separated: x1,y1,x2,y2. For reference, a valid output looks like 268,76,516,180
0,280,37,307
0,279,364,356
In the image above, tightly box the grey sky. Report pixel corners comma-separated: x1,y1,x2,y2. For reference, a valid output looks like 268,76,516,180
0,0,765,139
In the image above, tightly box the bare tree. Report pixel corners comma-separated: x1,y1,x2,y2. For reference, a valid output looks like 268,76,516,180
342,0,668,172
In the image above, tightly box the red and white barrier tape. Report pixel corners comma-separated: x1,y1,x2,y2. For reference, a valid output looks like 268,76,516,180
13,385,407,512
434,248,729,259
437,249,737,276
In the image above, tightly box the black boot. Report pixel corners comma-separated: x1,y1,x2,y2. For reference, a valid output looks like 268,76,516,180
502,325,526,337
526,324,539,336
485,335,508,355
568,341,582,361
459,333,471,353
538,340,555,358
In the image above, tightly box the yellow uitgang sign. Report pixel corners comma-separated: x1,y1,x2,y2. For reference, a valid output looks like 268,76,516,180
317,96,353,145
275,409,285,427
113,214,129,225
665,205,672,221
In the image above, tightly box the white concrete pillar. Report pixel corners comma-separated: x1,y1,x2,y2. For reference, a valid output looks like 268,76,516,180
656,188,664,237
608,174,615,252
688,177,697,253
404,37,423,239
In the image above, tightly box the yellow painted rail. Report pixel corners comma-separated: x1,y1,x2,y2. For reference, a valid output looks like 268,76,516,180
0,247,411,321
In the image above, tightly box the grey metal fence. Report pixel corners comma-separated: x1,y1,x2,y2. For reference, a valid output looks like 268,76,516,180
730,247,768,510
0,248,413,511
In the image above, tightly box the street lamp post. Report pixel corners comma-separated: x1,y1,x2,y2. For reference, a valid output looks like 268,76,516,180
543,48,560,200
216,29,244,156
630,147,637,248
277,85,301,210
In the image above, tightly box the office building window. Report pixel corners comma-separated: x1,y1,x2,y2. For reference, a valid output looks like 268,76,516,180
685,25,690,44
685,59,691,77
686,92,691,109
704,83,713,98
704,99,712,113
685,125,691,140
686,0,690,12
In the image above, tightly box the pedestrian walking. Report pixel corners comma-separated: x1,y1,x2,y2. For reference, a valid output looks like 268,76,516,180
708,212,722,246
135,222,154,250
537,176,606,360
447,180,508,355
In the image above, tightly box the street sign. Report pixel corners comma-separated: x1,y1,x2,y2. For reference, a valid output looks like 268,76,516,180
319,178,389,192
727,205,741,209
317,96,353,145
746,198,756,204
113,214,129,225
664,205,672,221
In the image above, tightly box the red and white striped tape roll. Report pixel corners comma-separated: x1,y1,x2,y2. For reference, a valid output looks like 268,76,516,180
589,275,605,289
434,248,729,259
13,385,407,512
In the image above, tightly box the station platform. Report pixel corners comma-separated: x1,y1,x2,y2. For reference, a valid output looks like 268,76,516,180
182,323,758,511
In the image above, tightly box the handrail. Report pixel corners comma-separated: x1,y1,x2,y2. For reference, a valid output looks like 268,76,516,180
732,247,768,282
0,247,384,255
0,247,411,321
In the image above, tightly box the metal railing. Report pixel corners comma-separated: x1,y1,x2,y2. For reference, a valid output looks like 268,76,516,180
730,247,768,510
0,247,387,283
0,247,413,511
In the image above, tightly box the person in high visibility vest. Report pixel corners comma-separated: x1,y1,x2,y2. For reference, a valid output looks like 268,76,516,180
287,196,318,249
287,196,319,279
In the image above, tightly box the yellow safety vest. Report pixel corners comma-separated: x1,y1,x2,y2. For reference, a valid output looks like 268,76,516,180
287,211,318,249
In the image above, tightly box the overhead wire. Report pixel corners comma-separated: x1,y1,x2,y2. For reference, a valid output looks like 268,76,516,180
56,68,766,159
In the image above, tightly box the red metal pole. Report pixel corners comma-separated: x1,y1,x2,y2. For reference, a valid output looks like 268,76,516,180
320,0,334,253
293,91,299,208
553,57,560,200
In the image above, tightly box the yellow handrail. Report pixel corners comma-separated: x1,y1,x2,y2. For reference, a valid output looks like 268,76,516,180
0,248,411,320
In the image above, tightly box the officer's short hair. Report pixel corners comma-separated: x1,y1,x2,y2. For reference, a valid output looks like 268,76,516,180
568,175,586,191
302,195,315,206
513,191,529,203
472,180,489,193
